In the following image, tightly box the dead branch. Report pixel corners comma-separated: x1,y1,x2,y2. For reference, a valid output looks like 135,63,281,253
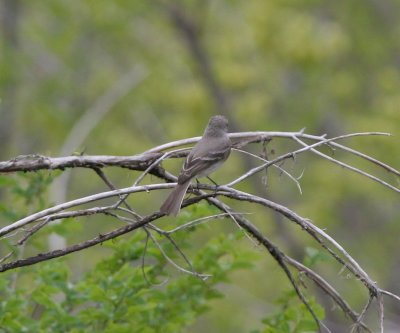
0,130,399,332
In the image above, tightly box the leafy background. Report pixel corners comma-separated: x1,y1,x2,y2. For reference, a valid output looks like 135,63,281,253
1,0,399,332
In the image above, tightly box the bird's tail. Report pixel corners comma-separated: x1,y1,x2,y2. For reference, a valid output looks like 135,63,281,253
160,181,191,216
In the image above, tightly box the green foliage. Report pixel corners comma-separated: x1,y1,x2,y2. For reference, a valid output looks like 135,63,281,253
251,246,327,333
0,229,255,333
0,172,55,255
303,247,331,268
0,170,262,333
252,290,325,333
0,172,54,221
1,0,399,331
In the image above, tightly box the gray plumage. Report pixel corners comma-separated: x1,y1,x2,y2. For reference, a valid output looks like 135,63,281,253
160,115,231,216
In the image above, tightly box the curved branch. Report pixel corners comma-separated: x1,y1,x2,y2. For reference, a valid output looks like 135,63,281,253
217,186,378,294
0,183,174,237
0,130,398,332
0,211,161,272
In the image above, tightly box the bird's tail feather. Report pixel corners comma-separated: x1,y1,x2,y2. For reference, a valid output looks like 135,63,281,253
160,181,191,216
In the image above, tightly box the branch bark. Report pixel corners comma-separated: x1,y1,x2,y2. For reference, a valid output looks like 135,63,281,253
0,130,399,332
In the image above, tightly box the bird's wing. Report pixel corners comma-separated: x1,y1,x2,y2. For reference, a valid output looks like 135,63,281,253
178,137,230,183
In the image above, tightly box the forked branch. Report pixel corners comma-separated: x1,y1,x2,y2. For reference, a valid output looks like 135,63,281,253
0,130,399,332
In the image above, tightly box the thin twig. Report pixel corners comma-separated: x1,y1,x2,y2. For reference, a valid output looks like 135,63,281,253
141,230,168,287
381,289,400,302
293,136,400,193
114,147,187,209
233,148,303,194
147,229,210,280
350,296,374,333
286,256,371,332
0,211,165,272
378,293,384,333
0,183,174,237
227,132,396,189
0,129,398,333
0,251,13,264
301,133,400,177
166,212,250,234
92,167,200,278
216,186,378,293
204,197,324,332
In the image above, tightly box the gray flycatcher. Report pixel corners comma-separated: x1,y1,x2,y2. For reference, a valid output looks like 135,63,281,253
160,115,231,216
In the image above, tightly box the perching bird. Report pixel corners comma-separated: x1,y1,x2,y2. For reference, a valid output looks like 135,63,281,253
160,115,231,216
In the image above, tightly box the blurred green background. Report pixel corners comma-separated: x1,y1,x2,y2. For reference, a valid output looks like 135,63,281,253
1,0,399,332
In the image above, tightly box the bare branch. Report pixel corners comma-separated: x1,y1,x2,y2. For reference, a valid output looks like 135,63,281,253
227,132,398,191
217,186,378,293
0,183,173,237
351,297,374,333
381,290,400,303
165,212,248,234
286,256,370,332
233,148,303,194
0,153,164,173
292,136,400,193
203,197,325,331
0,211,163,272
0,129,398,332
147,229,210,280
302,133,400,177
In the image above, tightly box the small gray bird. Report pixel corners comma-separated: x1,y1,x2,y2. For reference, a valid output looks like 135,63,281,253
160,115,231,216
